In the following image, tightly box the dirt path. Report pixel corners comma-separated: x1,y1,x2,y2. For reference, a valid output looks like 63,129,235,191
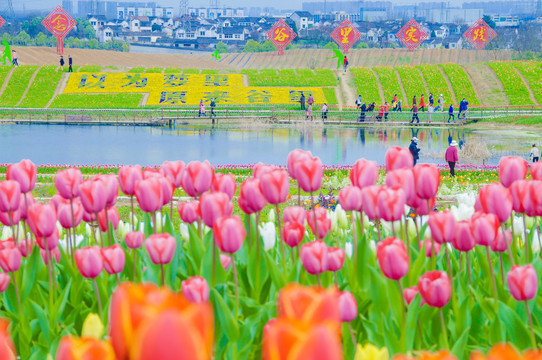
463,63,509,106
46,71,69,108
395,69,408,104
513,66,539,105
0,68,15,98
416,67,430,97
337,69,357,109
438,65,457,104
371,68,385,103
15,67,39,107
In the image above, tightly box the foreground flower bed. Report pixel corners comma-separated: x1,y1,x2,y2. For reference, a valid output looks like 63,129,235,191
0,151,540,359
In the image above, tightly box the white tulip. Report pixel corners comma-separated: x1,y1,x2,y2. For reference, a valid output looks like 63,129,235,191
179,223,190,242
268,208,276,224
335,205,348,229
1,227,12,240
259,222,276,251
344,242,353,259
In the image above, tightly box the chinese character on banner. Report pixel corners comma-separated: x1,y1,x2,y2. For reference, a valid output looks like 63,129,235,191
42,5,76,55
330,19,361,53
0,16,5,28
396,19,428,52
265,18,297,55
463,18,497,50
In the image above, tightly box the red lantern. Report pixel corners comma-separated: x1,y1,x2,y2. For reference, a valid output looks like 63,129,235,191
396,18,428,52
265,18,297,55
330,19,361,53
42,6,77,55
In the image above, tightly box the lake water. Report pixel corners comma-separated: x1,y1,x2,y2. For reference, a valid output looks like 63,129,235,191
0,124,539,166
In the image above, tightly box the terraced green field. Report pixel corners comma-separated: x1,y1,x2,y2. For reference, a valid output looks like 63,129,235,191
373,66,402,104
50,93,143,109
488,62,534,105
0,66,38,106
395,66,426,106
18,66,63,108
512,62,542,105
351,67,381,104
440,64,480,105
417,64,454,105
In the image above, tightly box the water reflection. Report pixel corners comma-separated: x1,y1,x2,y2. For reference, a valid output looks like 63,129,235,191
0,124,536,166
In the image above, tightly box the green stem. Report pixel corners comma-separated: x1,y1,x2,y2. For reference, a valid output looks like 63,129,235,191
439,308,449,349
93,278,102,314
160,264,165,287
525,300,536,348
232,259,239,318
485,246,498,311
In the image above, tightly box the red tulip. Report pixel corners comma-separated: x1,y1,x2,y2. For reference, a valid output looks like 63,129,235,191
327,247,345,272
27,203,57,238
36,228,59,251
211,173,236,200
160,160,185,188
199,192,233,228
360,185,381,220
181,276,209,303
260,169,289,204
479,183,512,222
453,220,475,252
349,159,378,188
531,162,542,180
0,181,20,213
386,168,415,203
413,164,440,200
376,237,409,280
296,155,323,193
338,186,363,212
403,286,423,306
40,247,60,265
471,212,499,247
287,149,311,179
101,244,126,275
181,160,214,197
79,177,107,214
125,231,145,249
306,207,331,239
238,177,267,214
377,186,406,222
507,265,538,301
6,159,36,193
491,229,512,252
499,156,528,188
0,247,21,272
177,200,200,224
55,168,82,199
418,271,451,308
98,206,120,232
74,246,103,279
338,291,357,322
220,254,232,270
300,240,328,275
385,146,413,172
145,233,177,265
135,177,163,213
253,162,277,180
213,215,245,254
428,210,456,244
57,199,84,229
282,221,305,248
118,165,143,196
0,273,10,292
420,238,441,258
283,206,306,225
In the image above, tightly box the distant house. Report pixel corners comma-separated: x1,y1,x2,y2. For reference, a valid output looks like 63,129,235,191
88,15,107,32
290,11,314,30
426,38,444,49
130,16,152,32
443,34,463,49
217,26,248,41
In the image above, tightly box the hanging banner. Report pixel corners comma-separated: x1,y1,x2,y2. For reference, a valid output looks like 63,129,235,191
396,18,428,52
330,19,361,53
265,18,297,55
463,18,497,50
0,16,5,28
42,6,77,55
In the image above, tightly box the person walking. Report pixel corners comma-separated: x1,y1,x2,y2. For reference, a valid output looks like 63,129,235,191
59,56,65,70
307,103,313,121
300,92,305,111
445,140,459,177
355,95,361,108
429,93,434,106
459,98,469,120
412,95,417,107
376,105,384,121
68,55,73,72
384,102,390,121
448,104,455,123
322,103,328,120
199,100,206,117
210,98,216,117
530,144,539,163
409,137,421,165
393,94,398,104
397,99,402,112
419,94,426,112
343,55,348,72
438,94,444,112
11,50,18,66
359,103,366,122
410,103,419,124
307,93,314,108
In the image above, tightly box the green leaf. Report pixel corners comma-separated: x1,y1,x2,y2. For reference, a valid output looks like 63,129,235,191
29,301,51,344
405,295,421,351
498,301,532,350
210,288,240,342
263,250,285,289
451,327,470,359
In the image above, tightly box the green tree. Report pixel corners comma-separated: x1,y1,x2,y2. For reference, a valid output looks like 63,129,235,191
13,30,31,45
88,38,99,49
324,41,338,49
483,15,496,29
216,41,228,53
356,42,369,49
261,40,275,52
243,39,261,52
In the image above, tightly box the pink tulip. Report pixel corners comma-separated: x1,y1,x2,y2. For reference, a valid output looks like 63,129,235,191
295,155,323,193
200,192,233,228
125,231,145,249
27,203,57,238
282,221,305,248
282,206,306,225
287,149,311,179
479,183,512,222
220,254,232,270
82,210,96,223
55,168,82,199
385,146,413,172
0,210,20,227
74,246,103,279
212,173,237,200
499,156,528,188
338,291,358,322
0,273,10,292
360,185,381,220
531,162,542,180
491,229,512,252
17,239,33,258
510,180,532,214
0,247,21,272
259,169,289,204
377,186,406,222
420,239,441,258
413,164,440,200
253,162,277,180
327,247,345,272
177,200,200,224
376,237,409,280
0,180,20,213
338,186,363,212
306,207,331,239
181,276,209,303
36,228,59,251
143,168,161,179
135,177,163,213
57,199,84,229
413,196,436,216
507,265,538,301
418,271,451,308
40,247,61,265
101,174,119,208
403,286,424,306
300,240,328,275
386,168,415,204
49,193,68,212
159,177,174,207
97,206,120,232
101,244,126,275
428,210,456,244
6,159,37,193
453,220,475,252
238,177,267,215
145,233,177,265
160,160,185,188
530,181,542,217
471,212,499,247
18,192,35,220
213,215,245,254
474,195,482,212
349,159,378,188
118,165,143,196
181,160,214,197
79,178,107,214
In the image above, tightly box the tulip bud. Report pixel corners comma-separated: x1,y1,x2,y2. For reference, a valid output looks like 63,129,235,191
386,168,415,204
238,177,267,215
0,273,10,293
413,164,440,200
160,160,185,188
260,169,289,204
253,162,277,180
507,264,538,301
101,174,119,208
403,286,421,306
0,246,21,273
6,159,37,193
220,254,232,270
327,247,345,272
377,186,406,222
213,216,245,254
55,168,82,199
479,183,512,223
181,160,214,197
307,207,331,239
40,247,61,265
418,271,451,308
300,240,328,275
376,237,409,280
471,212,499,247
145,233,177,265
282,221,305,248
79,177,107,214
181,276,209,303
74,246,103,279
338,291,357,322
57,199,84,229
97,206,120,232
283,206,306,225
287,149,311,180
259,222,276,251
118,165,143,196
135,177,163,214
453,220,475,252
335,205,348,229
56,337,115,360
385,146,413,172
295,155,323,193
350,159,378,188
361,185,381,220
101,244,126,275
499,156,528,188
199,192,233,228
82,313,104,339
428,210,455,244
0,180,20,214
211,173,236,200
420,238,441,258
338,186,363,212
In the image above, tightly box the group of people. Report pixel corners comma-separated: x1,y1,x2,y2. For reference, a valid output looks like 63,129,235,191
409,136,459,177
198,99,217,118
59,55,74,72
300,92,328,121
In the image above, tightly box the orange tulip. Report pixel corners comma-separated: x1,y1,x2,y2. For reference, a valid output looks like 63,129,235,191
109,282,214,360
277,284,340,325
470,343,541,360
0,319,15,360
56,336,115,360
393,351,457,360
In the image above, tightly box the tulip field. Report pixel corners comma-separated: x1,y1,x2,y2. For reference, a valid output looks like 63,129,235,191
0,150,541,360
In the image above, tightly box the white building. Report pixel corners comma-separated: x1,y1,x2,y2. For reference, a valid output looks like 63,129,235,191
492,15,519,27
289,11,315,30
